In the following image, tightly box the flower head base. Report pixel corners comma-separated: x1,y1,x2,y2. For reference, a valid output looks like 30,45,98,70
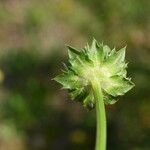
54,39,134,110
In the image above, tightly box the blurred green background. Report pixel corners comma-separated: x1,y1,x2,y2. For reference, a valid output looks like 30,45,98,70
0,0,149,150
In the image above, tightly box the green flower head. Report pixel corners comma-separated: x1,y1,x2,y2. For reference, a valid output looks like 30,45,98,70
54,39,135,110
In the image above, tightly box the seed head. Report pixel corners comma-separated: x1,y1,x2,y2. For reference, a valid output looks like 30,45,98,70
54,39,134,110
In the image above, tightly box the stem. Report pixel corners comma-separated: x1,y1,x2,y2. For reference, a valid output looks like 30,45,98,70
92,80,106,150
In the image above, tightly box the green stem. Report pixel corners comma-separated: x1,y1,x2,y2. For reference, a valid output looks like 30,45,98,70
92,80,106,150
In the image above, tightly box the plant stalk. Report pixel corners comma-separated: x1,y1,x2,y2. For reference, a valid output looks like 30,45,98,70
92,80,106,150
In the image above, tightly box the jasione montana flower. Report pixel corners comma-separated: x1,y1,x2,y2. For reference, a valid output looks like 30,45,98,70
54,39,134,110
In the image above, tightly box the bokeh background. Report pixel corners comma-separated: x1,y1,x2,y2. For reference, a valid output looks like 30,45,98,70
0,0,150,150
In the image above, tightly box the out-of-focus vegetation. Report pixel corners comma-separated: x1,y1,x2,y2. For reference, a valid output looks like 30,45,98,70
0,0,149,150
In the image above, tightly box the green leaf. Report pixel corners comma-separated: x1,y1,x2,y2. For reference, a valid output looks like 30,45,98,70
96,43,104,63
54,71,84,89
102,47,127,77
67,45,80,59
103,45,111,59
103,92,118,105
106,46,126,64
67,45,80,55
109,48,116,56
87,39,98,63
103,75,135,97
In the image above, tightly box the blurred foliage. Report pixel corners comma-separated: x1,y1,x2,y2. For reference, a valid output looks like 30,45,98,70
0,0,150,150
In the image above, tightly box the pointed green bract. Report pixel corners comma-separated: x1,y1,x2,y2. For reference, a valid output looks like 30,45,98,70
54,39,134,110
